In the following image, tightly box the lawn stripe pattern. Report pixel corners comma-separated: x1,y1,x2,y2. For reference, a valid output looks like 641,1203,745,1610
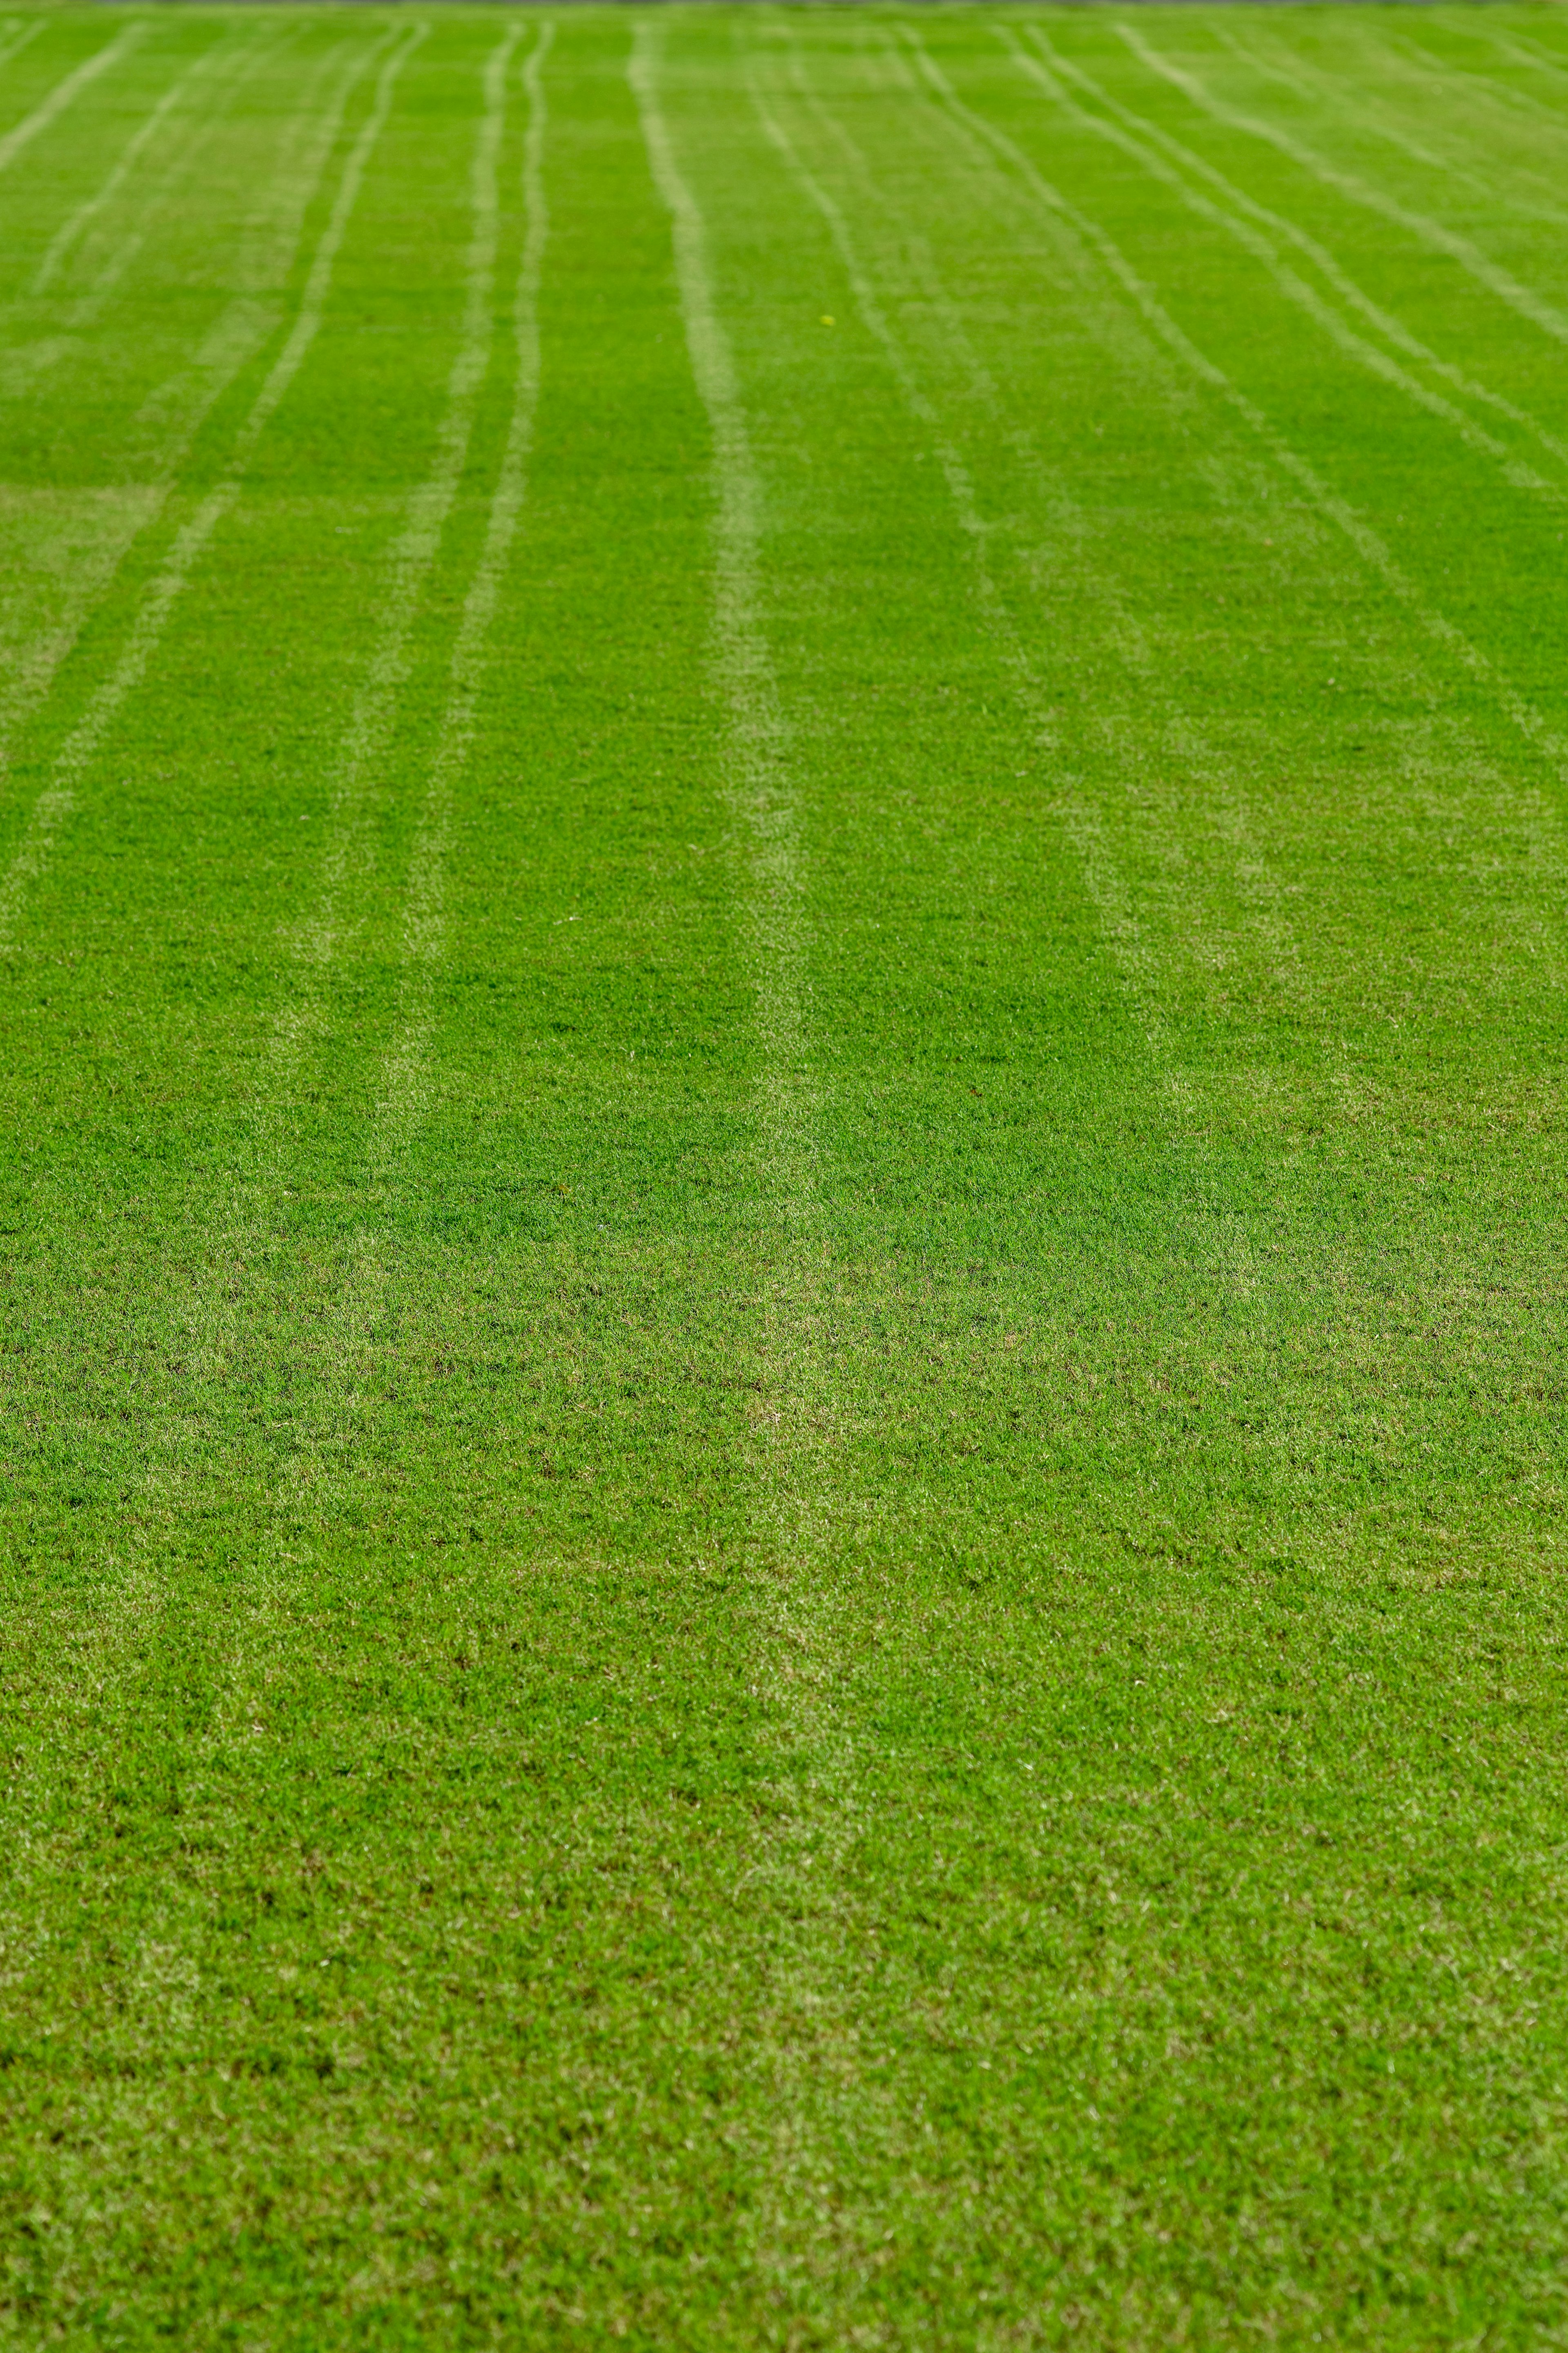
632,17,883,2281
0,29,373,914
376,21,555,1173
30,22,262,301
1026,29,1568,492
148,20,535,1769
1125,22,1568,348
1370,23,1568,146
223,14,535,1506
630,19,820,1476
8,12,1568,2346
0,21,142,179
760,31,1188,1066
908,27,1568,824
0,22,45,79
0,25,414,955
1271,24,1568,223
265,18,512,1106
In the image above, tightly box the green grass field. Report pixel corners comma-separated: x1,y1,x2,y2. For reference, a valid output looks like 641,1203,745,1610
5,3,1568,2342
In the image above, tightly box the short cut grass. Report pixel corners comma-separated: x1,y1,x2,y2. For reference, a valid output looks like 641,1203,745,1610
2,5,1568,2345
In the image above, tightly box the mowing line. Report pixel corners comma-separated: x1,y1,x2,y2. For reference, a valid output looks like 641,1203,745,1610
0,31,363,866
821,13,1299,1156
32,25,255,297
628,22,806,1158
306,21,550,1505
1339,26,1568,201
6,16,506,1777
122,26,360,470
764,20,1312,1387
632,18,871,2284
0,22,45,82
5,16,516,1550
70,31,285,332
189,16,528,1581
1466,23,1568,98
753,47,1174,1056
876,19,1568,1100
902,30,1568,820
0,14,417,2031
0,27,421,959
1307,25,1568,222
1018,29,1568,498
629,19,823,1467
375,23,554,1173
1223,21,1568,230
827,19,1156,685
1120,24,1568,355
782,21,1568,1552
264,17,523,1115
0,23,145,178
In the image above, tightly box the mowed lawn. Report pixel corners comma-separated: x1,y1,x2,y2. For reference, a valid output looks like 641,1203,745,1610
4,2,1568,2342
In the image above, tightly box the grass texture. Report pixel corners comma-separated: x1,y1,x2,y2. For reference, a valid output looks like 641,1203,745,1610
2,4,1568,2343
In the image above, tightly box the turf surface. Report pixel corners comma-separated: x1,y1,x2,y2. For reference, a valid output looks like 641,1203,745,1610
2,3,1568,2342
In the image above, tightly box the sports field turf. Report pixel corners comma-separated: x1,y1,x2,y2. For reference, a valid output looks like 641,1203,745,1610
5,2,1568,2342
